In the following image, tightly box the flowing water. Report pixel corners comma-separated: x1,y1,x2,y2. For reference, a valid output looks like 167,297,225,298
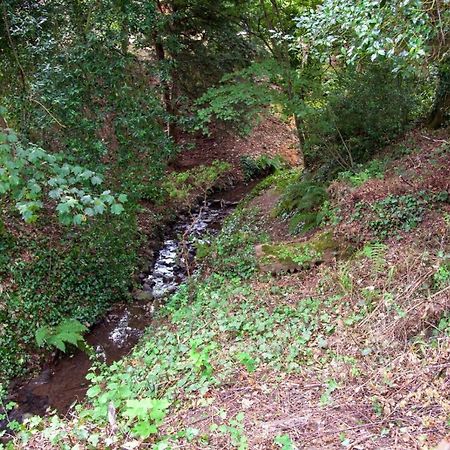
1,189,249,431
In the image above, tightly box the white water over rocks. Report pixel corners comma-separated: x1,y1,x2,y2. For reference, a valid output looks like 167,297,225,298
144,202,230,300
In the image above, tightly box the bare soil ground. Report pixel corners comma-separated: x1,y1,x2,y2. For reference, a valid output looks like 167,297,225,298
172,115,300,178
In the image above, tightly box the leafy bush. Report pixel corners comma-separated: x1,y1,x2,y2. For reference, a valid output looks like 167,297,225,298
338,159,388,187
162,160,232,203
0,124,127,225
239,154,285,181
303,63,423,172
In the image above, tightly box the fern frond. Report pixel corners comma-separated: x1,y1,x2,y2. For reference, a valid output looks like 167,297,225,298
362,242,388,273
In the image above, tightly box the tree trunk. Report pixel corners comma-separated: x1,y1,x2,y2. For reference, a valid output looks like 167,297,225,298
293,113,305,168
153,0,175,137
427,58,450,129
152,34,174,137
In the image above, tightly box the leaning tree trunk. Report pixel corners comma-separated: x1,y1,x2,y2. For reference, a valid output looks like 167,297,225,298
427,57,450,129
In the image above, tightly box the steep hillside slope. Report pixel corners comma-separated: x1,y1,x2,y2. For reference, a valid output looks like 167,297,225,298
12,127,450,449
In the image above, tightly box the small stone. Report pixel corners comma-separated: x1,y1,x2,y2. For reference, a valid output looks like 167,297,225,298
132,290,153,302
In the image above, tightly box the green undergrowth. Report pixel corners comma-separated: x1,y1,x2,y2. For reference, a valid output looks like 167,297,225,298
354,191,450,240
241,167,301,204
258,231,340,270
9,198,353,448
7,155,450,448
0,213,138,385
239,154,286,181
338,159,388,187
162,161,232,204
0,158,237,394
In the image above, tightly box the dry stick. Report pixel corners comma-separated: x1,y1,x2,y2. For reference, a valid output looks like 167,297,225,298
358,269,434,328
30,98,67,129
391,283,450,321
335,124,354,168
324,141,351,170
381,284,450,336
349,433,375,449
308,420,385,437
420,134,449,144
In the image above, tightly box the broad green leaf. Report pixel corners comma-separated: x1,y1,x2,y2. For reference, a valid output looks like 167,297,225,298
132,421,157,439
86,385,102,398
111,203,124,215
91,175,102,185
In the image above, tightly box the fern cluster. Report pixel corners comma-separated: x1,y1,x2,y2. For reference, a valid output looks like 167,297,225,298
361,242,388,273
276,179,328,234
240,155,285,181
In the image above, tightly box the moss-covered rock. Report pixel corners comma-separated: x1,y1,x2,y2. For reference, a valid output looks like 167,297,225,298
255,231,344,274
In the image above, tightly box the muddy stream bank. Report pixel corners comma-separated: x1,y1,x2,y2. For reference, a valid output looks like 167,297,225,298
3,182,257,430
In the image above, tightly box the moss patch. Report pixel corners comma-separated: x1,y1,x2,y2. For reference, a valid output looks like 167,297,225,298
255,231,341,273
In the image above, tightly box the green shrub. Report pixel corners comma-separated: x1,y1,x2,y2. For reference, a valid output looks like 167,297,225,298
338,159,388,187
276,179,328,234
161,160,232,203
303,63,423,172
434,262,450,289
239,154,285,181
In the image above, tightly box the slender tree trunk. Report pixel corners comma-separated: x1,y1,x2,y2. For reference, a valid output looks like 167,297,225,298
153,35,174,136
293,113,305,167
427,57,450,129
259,0,305,167
152,0,175,137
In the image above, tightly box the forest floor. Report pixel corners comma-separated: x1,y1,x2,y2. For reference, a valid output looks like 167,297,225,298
172,115,300,174
13,124,450,449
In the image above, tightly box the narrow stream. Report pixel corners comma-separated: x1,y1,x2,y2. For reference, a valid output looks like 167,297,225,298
2,186,251,430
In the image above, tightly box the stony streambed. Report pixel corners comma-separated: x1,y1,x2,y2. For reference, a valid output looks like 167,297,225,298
3,196,241,430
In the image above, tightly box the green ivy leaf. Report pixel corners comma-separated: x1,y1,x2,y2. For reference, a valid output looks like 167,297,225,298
73,214,84,225
56,202,70,214
111,203,124,215
84,207,95,217
7,133,18,143
91,175,102,185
